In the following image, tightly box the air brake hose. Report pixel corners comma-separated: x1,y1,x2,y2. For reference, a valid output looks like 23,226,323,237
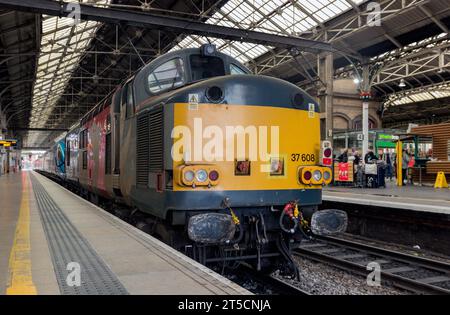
228,224,244,245
279,208,298,234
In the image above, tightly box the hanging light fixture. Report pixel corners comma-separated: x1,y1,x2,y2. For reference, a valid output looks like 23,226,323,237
399,78,406,88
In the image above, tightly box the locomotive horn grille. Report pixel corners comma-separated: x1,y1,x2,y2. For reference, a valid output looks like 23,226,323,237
136,107,165,187
148,107,164,172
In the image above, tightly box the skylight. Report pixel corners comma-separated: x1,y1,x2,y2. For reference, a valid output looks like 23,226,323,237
171,0,365,64
28,0,110,144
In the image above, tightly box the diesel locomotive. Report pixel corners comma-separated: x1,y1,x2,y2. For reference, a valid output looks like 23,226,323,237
37,45,346,275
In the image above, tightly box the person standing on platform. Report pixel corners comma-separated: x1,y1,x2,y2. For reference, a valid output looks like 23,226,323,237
364,147,378,164
338,149,349,163
408,151,415,185
402,149,410,185
385,152,393,181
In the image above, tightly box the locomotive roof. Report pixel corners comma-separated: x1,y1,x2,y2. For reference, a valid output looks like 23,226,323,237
78,46,250,126
140,47,250,76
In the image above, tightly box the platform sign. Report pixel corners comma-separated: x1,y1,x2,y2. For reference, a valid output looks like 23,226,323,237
0,139,17,147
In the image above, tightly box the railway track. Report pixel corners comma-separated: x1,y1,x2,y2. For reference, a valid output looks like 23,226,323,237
294,235,450,295
233,265,310,295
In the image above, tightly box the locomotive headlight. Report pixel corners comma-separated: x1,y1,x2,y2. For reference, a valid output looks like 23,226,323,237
312,170,322,182
184,170,195,182
196,169,208,183
323,169,331,181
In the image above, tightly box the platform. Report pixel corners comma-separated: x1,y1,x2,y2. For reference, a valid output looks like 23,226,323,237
323,181,450,214
0,171,249,295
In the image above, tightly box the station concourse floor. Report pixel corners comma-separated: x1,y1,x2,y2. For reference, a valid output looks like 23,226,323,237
323,181,450,214
0,171,249,295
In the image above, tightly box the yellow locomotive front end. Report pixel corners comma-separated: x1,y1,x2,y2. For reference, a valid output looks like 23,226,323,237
166,75,344,274
131,45,346,274
172,102,329,193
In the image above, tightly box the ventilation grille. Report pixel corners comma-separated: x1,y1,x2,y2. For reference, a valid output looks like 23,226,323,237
149,108,164,172
136,113,150,186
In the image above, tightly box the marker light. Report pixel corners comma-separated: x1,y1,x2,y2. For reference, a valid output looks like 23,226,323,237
324,148,332,158
209,170,219,181
312,170,322,182
303,170,312,181
196,169,208,182
184,170,195,182
323,170,331,181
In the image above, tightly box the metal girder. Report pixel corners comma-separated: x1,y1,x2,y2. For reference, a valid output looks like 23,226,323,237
0,0,334,54
21,147,51,150
419,5,449,34
11,127,69,132
250,0,430,74
371,40,450,87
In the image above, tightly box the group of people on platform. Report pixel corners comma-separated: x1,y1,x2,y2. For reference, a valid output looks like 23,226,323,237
336,147,415,185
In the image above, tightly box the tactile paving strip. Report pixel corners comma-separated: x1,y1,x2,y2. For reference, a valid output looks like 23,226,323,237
30,174,128,295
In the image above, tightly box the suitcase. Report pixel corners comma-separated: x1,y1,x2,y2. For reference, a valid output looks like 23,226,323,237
366,163,386,188
366,174,378,188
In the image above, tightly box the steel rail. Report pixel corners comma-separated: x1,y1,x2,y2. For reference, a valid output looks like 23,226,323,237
236,265,310,295
295,236,450,295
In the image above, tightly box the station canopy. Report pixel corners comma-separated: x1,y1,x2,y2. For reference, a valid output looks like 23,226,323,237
27,0,110,145
171,0,365,63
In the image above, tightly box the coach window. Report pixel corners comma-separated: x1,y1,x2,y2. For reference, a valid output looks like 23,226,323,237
80,129,88,170
230,63,247,75
66,140,71,167
148,58,185,94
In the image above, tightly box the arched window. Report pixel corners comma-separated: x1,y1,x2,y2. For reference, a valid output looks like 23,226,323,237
353,116,377,130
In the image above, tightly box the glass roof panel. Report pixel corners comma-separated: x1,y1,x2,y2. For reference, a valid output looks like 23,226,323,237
388,85,450,106
171,0,358,64
29,0,111,132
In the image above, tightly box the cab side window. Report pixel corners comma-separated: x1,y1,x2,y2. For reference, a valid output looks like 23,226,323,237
230,63,247,75
148,58,185,94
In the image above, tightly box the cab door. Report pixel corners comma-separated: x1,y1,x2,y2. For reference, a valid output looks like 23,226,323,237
119,79,136,201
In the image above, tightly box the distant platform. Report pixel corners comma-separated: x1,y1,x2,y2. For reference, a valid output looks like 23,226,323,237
0,171,249,295
323,181,450,215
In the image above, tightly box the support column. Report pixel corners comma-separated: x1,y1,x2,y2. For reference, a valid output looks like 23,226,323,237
362,101,369,157
318,53,334,141
361,65,370,158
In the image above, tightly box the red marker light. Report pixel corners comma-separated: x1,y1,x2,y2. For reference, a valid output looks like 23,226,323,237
209,170,219,181
303,170,312,181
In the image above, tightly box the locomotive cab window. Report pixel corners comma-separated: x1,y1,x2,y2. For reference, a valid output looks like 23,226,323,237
230,63,247,75
190,55,225,81
148,58,185,94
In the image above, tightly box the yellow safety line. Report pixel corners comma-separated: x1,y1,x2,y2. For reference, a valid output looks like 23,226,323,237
6,172,37,295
